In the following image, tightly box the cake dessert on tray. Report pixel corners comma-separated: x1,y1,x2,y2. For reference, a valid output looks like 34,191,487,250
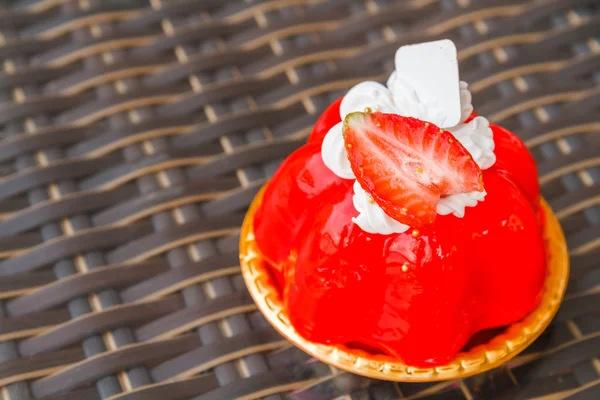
240,40,569,381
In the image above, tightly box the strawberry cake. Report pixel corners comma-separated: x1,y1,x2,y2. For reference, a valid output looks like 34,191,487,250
251,40,547,367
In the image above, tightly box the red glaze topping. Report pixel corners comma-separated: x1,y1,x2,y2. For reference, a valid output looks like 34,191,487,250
253,103,545,367
307,97,343,145
465,109,478,123
254,143,349,270
490,124,540,206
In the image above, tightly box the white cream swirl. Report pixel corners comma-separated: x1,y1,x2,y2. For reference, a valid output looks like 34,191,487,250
458,81,474,124
321,122,353,179
321,69,496,235
352,181,409,234
437,190,487,218
448,116,496,170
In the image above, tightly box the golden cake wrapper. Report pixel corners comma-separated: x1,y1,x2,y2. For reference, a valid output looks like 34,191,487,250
240,186,569,382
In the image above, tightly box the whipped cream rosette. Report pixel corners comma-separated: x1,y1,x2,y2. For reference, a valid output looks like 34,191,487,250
322,39,496,234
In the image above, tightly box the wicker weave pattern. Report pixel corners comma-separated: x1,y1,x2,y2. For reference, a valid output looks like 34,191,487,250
0,0,598,399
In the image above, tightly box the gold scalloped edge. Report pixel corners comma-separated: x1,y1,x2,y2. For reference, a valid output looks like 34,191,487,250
240,186,569,382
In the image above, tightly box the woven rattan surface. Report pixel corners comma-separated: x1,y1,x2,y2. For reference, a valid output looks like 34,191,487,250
0,0,598,399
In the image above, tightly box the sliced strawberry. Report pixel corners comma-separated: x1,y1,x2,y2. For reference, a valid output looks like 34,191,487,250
343,112,484,228
307,97,343,146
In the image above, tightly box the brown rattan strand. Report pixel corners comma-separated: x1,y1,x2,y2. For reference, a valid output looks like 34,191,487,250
6,260,169,315
0,0,598,399
18,297,184,356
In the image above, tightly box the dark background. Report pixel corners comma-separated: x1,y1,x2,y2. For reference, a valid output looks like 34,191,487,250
0,0,598,399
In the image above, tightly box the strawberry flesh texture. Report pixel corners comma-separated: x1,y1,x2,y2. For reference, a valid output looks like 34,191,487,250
343,112,483,228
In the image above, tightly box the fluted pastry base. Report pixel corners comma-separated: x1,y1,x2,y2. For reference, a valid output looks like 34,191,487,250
240,186,569,382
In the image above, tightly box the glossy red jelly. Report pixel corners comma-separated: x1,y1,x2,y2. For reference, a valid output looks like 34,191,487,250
253,100,546,367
